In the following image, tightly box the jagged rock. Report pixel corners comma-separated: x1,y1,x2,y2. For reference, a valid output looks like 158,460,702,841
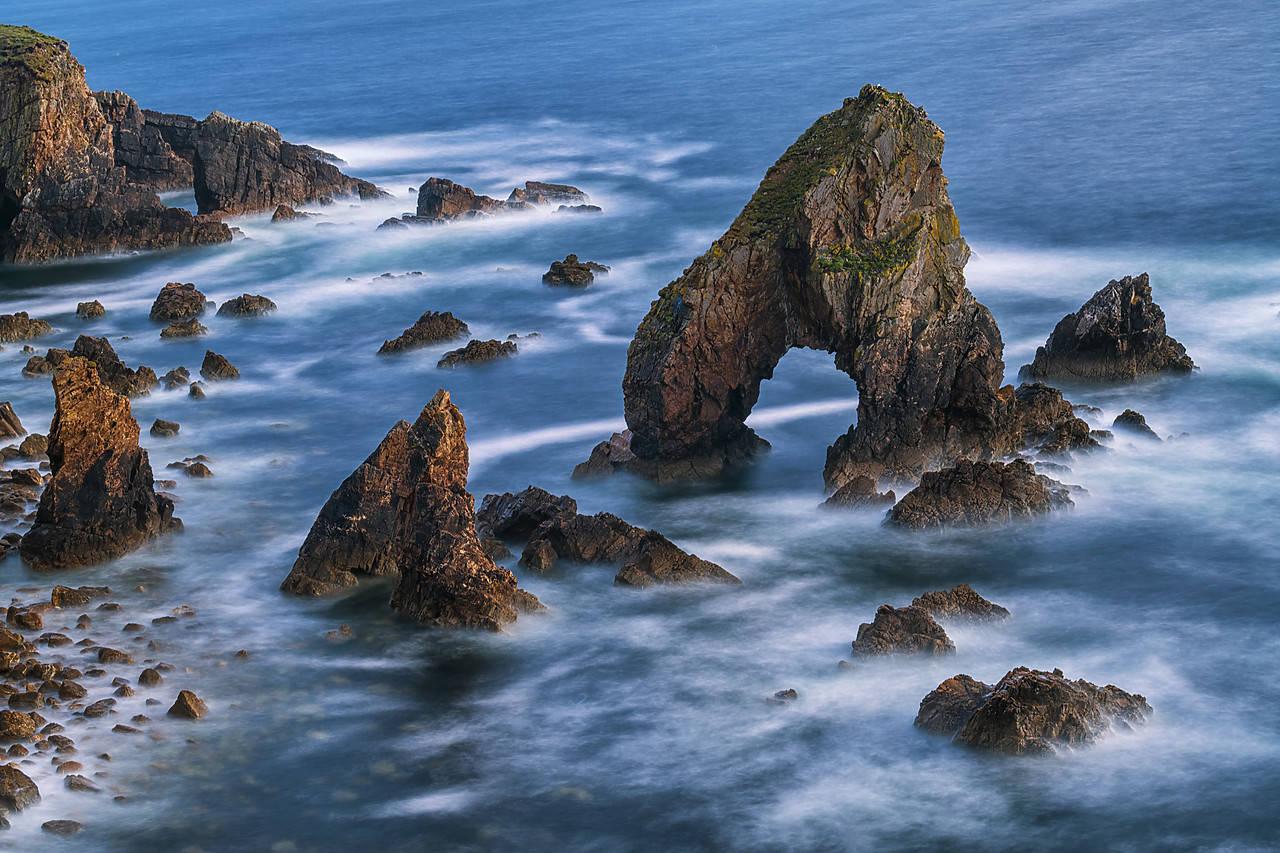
93,89,192,190
191,111,383,215
50,335,158,397
188,382,206,399
378,311,468,354
0,312,52,342
1021,273,1194,381
822,475,895,509
17,357,180,570
0,402,24,438
0,28,231,262
613,86,1014,487
480,537,512,560
150,282,209,321
216,294,277,317
271,204,313,221
572,430,638,479
437,339,516,368
767,689,799,705
378,216,409,229
167,689,207,720
1038,415,1100,455
512,181,590,206
75,300,105,319
1112,409,1160,440
914,674,993,735
282,391,542,630
0,708,37,740
543,254,608,286
161,367,190,389
18,433,46,459
556,204,603,215
519,511,740,587
199,350,239,380
911,584,1010,623
183,461,212,478
160,318,207,339
150,419,179,438
953,667,1152,754
476,486,577,541
415,177,505,221
886,458,1073,529
850,604,954,657
0,763,39,811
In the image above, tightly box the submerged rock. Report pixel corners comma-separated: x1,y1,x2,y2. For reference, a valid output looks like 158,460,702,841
271,204,312,222
886,458,1073,529
150,282,209,321
952,667,1152,754
822,475,896,509
0,312,53,343
1112,409,1161,440
0,27,231,263
437,339,516,368
911,584,1010,623
161,367,190,389
217,293,277,317
1020,273,1194,381
160,318,207,339
396,178,592,227
149,419,179,438
543,254,608,286
572,430,639,479
850,604,954,658
378,311,468,354
18,357,180,570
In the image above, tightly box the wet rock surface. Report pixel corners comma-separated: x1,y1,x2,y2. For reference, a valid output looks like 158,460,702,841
216,294,277,317
946,667,1152,754
849,604,954,658
911,584,1010,623
914,674,993,735
150,282,209,321
476,486,578,541
886,458,1073,529
390,178,592,227
378,311,469,354
75,300,105,319
160,318,207,339
1021,273,1194,381
437,339,516,368
18,357,180,570
0,312,53,343
543,254,609,286
25,335,160,398
149,419,180,438
199,350,239,381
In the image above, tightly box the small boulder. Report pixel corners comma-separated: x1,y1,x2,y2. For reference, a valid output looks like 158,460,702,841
0,708,37,740
217,294,277,317
271,204,311,222
150,419,180,438
911,584,1010,623
167,689,208,720
188,382,206,399
76,300,106,319
161,367,191,389
0,312,53,343
850,604,954,658
200,350,239,380
0,764,40,811
183,461,213,478
18,433,48,458
378,311,468,354
437,339,516,368
1112,409,1161,441
160,318,208,339
42,820,84,835
149,283,210,322
886,458,1073,529
543,254,608,286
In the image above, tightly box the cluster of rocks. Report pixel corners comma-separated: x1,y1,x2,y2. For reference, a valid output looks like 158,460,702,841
845,584,1007,662
543,254,609,286
24,336,159,398
379,179,595,229
476,486,740,588
438,339,517,368
885,458,1075,529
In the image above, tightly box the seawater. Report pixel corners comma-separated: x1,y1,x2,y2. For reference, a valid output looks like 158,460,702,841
2,1,1279,850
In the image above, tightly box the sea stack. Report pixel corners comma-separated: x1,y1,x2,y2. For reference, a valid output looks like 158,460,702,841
19,357,180,569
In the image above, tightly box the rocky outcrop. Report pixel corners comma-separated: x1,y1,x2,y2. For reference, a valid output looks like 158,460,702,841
199,350,239,381
0,312,52,342
271,204,313,222
518,510,740,587
24,335,158,397
911,583,1009,622
510,181,590,206
850,604,954,657
1021,274,1194,381
378,311,468,355
1112,409,1160,440
389,178,592,226
0,402,24,439
160,318,207,339
18,357,180,570
75,300,105,319
943,667,1152,754
914,674,992,735
822,475,895,509
607,86,1020,488
543,254,609,286
0,764,39,812
191,111,383,215
216,294,277,317
437,339,516,368
476,486,577,540
93,90,192,190
572,430,638,479
886,458,1073,529
150,282,209,321
0,26,231,263
283,391,541,630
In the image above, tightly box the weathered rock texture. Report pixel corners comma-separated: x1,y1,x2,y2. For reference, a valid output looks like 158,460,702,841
93,90,192,190
0,26,231,263
75,299,104,319
160,318,206,339
282,391,541,631
437,339,516,368
1021,273,1194,381
886,458,1073,529
1112,409,1160,440
378,311,468,355
0,402,24,439
18,357,180,570
24,335,158,397
911,583,1010,623
150,282,209,321
822,474,895,509
850,604,954,657
387,178,591,227
199,350,238,381
948,667,1152,754
518,511,741,587
543,254,608,286
0,312,52,342
216,293,276,317
476,486,577,541
914,674,992,735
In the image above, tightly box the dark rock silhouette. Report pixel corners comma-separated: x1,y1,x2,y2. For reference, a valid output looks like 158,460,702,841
437,339,516,368
75,300,105,319
150,282,209,321
1112,409,1161,440
379,311,468,354
0,402,24,439
850,604,954,657
24,336,158,397
217,294,277,317
886,458,1073,528
1020,273,1194,380
18,357,180,570
822,475,895,509
388,178,591,227
476,486,578,541
199,350,239,381
160,318,207,339
543,254,609,286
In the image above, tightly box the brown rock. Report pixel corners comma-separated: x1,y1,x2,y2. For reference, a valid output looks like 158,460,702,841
97,647,133,664
188,381,206,399
149,282,209,321
57,681,86,701
0,401,25,438
475,486,577,541
8,691,44,711
199,350,239,381
542,254,607,286
183,462,213,478
167,689,207,720
52,335,159,397
914,674,993,735
911,583,1010,623
82,698,115,718
0,312,53,342
271,204,311,221
217,294,277,317
1112,409,1161,440
76,300,106,319
886,458,1073,529
17,357,181,570
954,667,1152,755
378,311,469,354
42,819,84,834
849,604,954,658
1020,273,1194,380
160,318,207,339
0,763,39,811
94,89,193,190
414,177,505,222
0,708,37,740
150,419,180,438
572,430,638,479
64,773,99,792
822,475,895,509
18,432,48,458
161,366,190,389
138,668,162,687
437,339,516,368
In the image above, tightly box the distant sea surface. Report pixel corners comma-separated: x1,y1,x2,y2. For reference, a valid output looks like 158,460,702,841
3,1,1279,850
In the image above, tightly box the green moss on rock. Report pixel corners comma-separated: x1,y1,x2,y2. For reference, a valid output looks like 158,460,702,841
0,25,68,82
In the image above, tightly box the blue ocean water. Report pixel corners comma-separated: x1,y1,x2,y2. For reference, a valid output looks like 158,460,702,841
2,1,1279,850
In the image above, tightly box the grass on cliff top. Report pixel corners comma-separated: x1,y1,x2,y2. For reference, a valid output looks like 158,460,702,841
723,84,921,243
0,25,68,80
